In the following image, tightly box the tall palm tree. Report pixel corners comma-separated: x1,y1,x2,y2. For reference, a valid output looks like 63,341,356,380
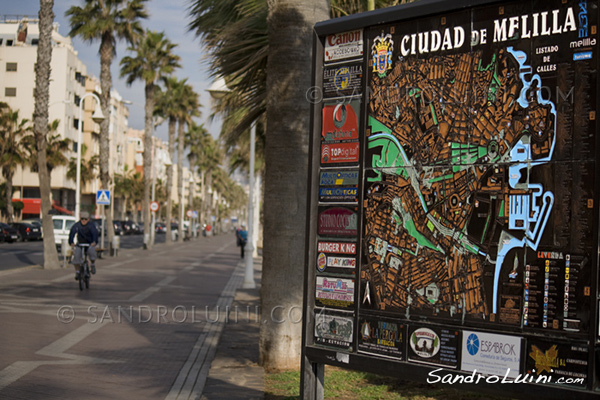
34,0,60,269
259,0,331,370
67,0,148,252
120,29,180,248
155,77,185,243
188,0,414,370
195,128,222,225
0,106,31,222
185,123,207,235
176,82,200,240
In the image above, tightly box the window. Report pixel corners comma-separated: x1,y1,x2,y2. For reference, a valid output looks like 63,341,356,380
74,95,81,107
31,39,38,46
75,72,85,86
72,142,78,152
5,87,16,97
73,118,80,129
6,62,16,72
6,40,13,46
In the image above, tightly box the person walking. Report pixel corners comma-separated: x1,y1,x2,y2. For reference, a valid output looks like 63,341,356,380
236,224,248,258
69,211,99,280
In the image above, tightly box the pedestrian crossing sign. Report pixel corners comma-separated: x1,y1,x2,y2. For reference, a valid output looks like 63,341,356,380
96,190,111,205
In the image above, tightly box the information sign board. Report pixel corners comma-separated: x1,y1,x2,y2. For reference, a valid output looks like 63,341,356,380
303,0,600,398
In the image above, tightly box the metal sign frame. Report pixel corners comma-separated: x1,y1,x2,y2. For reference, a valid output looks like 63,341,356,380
302,1,600,399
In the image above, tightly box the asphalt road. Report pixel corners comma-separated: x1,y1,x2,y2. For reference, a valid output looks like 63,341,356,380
0,233,190,271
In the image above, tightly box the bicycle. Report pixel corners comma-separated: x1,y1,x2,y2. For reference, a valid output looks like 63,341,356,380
75,243,91,291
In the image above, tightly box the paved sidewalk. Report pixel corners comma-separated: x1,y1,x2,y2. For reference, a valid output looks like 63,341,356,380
0,236,265,400
201,256,264,400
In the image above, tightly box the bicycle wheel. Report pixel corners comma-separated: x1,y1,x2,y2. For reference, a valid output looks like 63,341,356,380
78,265,84,291
84,264,90,289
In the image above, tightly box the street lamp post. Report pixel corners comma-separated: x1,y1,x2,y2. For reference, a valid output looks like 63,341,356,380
76,93,105,220
207,78,255,289
244,122,256,288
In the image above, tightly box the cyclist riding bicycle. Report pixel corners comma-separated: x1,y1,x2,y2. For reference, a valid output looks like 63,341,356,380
69,211,98,280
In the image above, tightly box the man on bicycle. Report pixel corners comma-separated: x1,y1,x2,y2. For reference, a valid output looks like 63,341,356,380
69,211,98,280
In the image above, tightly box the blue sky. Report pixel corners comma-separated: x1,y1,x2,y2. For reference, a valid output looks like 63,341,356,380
3,0,219,142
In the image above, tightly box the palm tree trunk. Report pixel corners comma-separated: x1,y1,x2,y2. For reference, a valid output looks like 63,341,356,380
3,171,14,223
99,36,116,252
259,0,329,370
188,155,196,238
177,118,185,241
166,117,176,243
34,0,60,269
143,83,155,248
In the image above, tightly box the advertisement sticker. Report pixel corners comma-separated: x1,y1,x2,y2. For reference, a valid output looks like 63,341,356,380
319,170,359,186
525,339,588,387
325,29,363,62
460,331,521,378
315,276,355,309
407,325,459,368
318,206,358,237
323,61,363,98
358,316,405,360
314,309,354,349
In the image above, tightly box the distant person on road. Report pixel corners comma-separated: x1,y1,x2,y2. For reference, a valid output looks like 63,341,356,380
236,224,248,258
69,211,98,280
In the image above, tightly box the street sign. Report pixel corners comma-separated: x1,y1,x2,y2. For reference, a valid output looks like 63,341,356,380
192,211,198,218
96,190,110,205
186,210,193,218
150,201,159,212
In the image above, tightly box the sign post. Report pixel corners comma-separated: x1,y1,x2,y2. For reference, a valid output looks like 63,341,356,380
303,1,600,399
96,190,111,251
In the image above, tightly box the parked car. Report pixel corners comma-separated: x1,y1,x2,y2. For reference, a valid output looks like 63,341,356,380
10,222,42,241
0,229,5,243
52,215,77,249
112,220,125,235
0,223,19,243
21,218,43,238
155,222,166,233
122,220,141,235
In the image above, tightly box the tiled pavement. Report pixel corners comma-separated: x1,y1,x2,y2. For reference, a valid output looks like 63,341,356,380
0,235,263,400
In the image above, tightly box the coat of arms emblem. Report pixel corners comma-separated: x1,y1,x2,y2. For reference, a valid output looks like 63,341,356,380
372,33,393,78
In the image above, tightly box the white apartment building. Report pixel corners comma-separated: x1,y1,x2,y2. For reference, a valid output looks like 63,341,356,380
0,17,131,218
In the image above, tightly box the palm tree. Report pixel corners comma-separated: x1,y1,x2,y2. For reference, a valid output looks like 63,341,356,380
176,82,200,240
155,77,185,243
120,29,180,248
34,0,60,269
0,106,31,222
114,164,143,219
67,144,98,189
188,0,268,157
67,0,148,253
22,120,72,176
185,123,207,235
188,0,415,370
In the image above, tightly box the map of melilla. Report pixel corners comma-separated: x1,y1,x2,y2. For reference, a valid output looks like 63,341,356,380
363,45,556,319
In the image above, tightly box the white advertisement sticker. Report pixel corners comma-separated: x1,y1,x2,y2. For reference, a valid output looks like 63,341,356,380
461,331,521,378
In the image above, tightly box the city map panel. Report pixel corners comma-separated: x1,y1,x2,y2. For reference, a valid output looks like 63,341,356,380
361,0,597,334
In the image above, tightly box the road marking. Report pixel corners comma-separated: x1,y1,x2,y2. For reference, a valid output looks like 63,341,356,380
129,276,177,302
0,321,120,391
